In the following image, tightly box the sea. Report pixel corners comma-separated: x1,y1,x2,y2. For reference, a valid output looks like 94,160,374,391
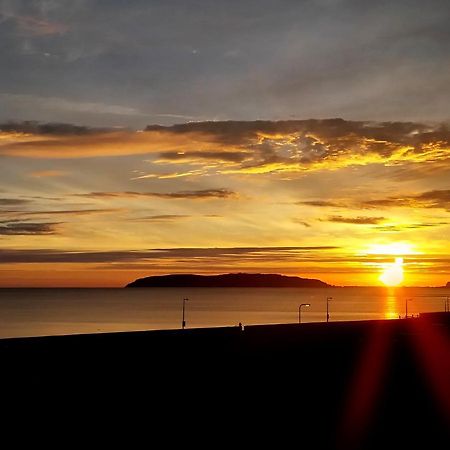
0,287,448,339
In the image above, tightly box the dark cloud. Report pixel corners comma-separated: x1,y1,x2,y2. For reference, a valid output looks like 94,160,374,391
297,200,347,208
0,198,31,206
131,214,191,222
76,189,237,200
0,121,105,135
145,119,450,149
158,150,250,163
326,216,386,225
0,222,59,235
292,219,312,227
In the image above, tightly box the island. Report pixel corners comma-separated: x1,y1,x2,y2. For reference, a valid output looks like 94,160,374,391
447,281,450,288
126,272,331,288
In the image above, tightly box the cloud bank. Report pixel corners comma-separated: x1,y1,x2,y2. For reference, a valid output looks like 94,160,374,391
0,120,448,180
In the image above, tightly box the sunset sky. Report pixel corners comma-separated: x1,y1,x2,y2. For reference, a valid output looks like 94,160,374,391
0,0,449,287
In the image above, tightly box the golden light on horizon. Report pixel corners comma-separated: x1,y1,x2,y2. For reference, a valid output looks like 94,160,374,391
379,257,404,287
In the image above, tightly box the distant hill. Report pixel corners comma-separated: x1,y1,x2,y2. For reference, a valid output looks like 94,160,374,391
126,273,331,288
447,282,450,288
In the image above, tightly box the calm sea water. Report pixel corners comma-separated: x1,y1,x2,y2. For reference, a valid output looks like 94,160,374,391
0,287,448,338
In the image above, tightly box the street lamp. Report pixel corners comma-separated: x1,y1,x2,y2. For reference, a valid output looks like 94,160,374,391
326,297,333,323
405,298,412,319
298,303,310,324
182,297,189,329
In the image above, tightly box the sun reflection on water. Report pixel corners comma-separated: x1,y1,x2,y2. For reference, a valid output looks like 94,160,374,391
384,287,400,319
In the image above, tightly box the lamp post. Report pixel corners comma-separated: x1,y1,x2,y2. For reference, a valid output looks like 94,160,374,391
326,297,333,323
182,298,189,329
405,298,412,319
298,303,310,324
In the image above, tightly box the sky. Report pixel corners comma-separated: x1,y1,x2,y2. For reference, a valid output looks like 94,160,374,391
0,0,449,287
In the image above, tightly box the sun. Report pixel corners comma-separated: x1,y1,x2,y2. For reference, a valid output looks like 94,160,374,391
379,257,404,287
362,242,418,287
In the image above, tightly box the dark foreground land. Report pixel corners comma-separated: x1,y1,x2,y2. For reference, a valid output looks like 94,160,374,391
1,313,449,448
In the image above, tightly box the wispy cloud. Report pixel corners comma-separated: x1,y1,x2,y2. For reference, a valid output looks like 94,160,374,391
75,189,237,200
0,94,143,118
131,169,206,180
297,200,348,208
0,246,339,264
0,198,31,206
374,222,448,232
325,216,386,225
0,222,59,235
131,214,191,222
297,190,450,211
0,208,123,219
361,190,450,211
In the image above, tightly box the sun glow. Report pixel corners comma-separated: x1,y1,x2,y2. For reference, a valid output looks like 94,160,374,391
380,257,404,287
366,242,416,256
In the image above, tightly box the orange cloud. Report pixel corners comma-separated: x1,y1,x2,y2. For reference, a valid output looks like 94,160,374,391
0,120,448,178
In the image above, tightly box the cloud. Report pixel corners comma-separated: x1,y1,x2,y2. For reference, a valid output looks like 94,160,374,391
75,189,237,200
129,214,228,222
374,222,448,232
0,208,123,220
0,121,96,135
1,1,450,129
157,150,251,163
1,120,448,175
0,94,144,117
0,246,339,264
131,214,191,222
292,219,312,227
0,222,59,235
0,198,31,206
361,190,450,211
298,190,450,211
297,200,347,208
326,216,386,225
131,169,206,180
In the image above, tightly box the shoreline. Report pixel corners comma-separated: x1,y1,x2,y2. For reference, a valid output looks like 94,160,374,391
0,309,448,341
0,312,447,342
